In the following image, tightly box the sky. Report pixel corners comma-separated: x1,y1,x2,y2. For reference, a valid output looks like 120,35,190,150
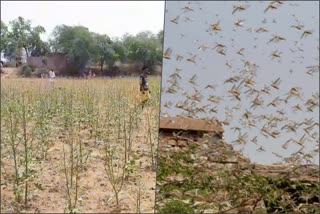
161,1,319,165
1,1,165,41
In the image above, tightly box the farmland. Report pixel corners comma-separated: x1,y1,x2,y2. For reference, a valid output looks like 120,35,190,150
1,72,160,213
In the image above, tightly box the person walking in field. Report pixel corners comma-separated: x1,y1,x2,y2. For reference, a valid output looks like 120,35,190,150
139,66,151,108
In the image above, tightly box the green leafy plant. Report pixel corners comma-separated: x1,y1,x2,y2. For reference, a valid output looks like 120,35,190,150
158,200,195,214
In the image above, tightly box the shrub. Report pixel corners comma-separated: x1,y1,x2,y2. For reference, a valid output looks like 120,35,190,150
20,65,33,77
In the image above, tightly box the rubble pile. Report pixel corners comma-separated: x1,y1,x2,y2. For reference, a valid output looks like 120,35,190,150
156,120,319,213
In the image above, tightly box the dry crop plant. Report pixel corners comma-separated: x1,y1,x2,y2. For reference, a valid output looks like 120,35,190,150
101,86,142,209
1,76,160,213
144,94,160,171
1,85,40,209
135,175,143,213
33,91,54,160
57,84,97,213
1,81,99,212
99,76,160,210
60,90,82,213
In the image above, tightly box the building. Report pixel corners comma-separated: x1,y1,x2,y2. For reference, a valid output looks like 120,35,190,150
159,116,224,149
159,116,223,134
27,52,69,74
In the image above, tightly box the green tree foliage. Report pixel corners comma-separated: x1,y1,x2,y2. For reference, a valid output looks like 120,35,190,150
30,40,50,57
2,41,20,62
51,25,96,70
91,33,113,71
122,31,162,73
107,38,128,69
2,16,163,75
8,16,46,58
1,20,9,54
157,30,164,44
1,20,20,61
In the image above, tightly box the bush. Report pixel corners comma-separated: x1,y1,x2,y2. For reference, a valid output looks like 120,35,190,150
20,65,33,77
158,200,194,214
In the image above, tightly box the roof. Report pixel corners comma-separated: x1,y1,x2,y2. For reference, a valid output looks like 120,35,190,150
159,117,223,133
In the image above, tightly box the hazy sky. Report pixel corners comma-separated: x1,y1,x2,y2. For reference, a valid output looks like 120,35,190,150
1,1,165,40
161,1,319,164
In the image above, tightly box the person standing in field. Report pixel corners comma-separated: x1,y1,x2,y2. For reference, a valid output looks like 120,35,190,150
49,69,56,80
139,66,151,108
48,69,56,88
88,69,93,78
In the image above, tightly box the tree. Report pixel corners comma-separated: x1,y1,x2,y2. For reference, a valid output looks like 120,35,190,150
1,20,9,54
1,20,19,61
92,33,113,72
157,30,164,43
30,40,50,57
91,33,129,73
122,31,163,73
51,25,96,73
2,41,20,61
106,39,127,69
8,16,46,58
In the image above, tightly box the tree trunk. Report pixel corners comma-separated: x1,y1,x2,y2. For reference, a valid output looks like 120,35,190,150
24,47,29,58
108,62,114,71
100,58,104,72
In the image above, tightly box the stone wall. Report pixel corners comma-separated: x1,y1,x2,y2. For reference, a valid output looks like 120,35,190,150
27,57,46,68
27,53,68,74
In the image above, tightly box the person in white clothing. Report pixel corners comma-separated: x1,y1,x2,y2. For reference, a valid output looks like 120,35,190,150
49,70,55,78
49,69,55,80
48,70,56,88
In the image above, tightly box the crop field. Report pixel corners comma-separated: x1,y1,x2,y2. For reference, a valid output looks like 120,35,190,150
1,76,160,213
